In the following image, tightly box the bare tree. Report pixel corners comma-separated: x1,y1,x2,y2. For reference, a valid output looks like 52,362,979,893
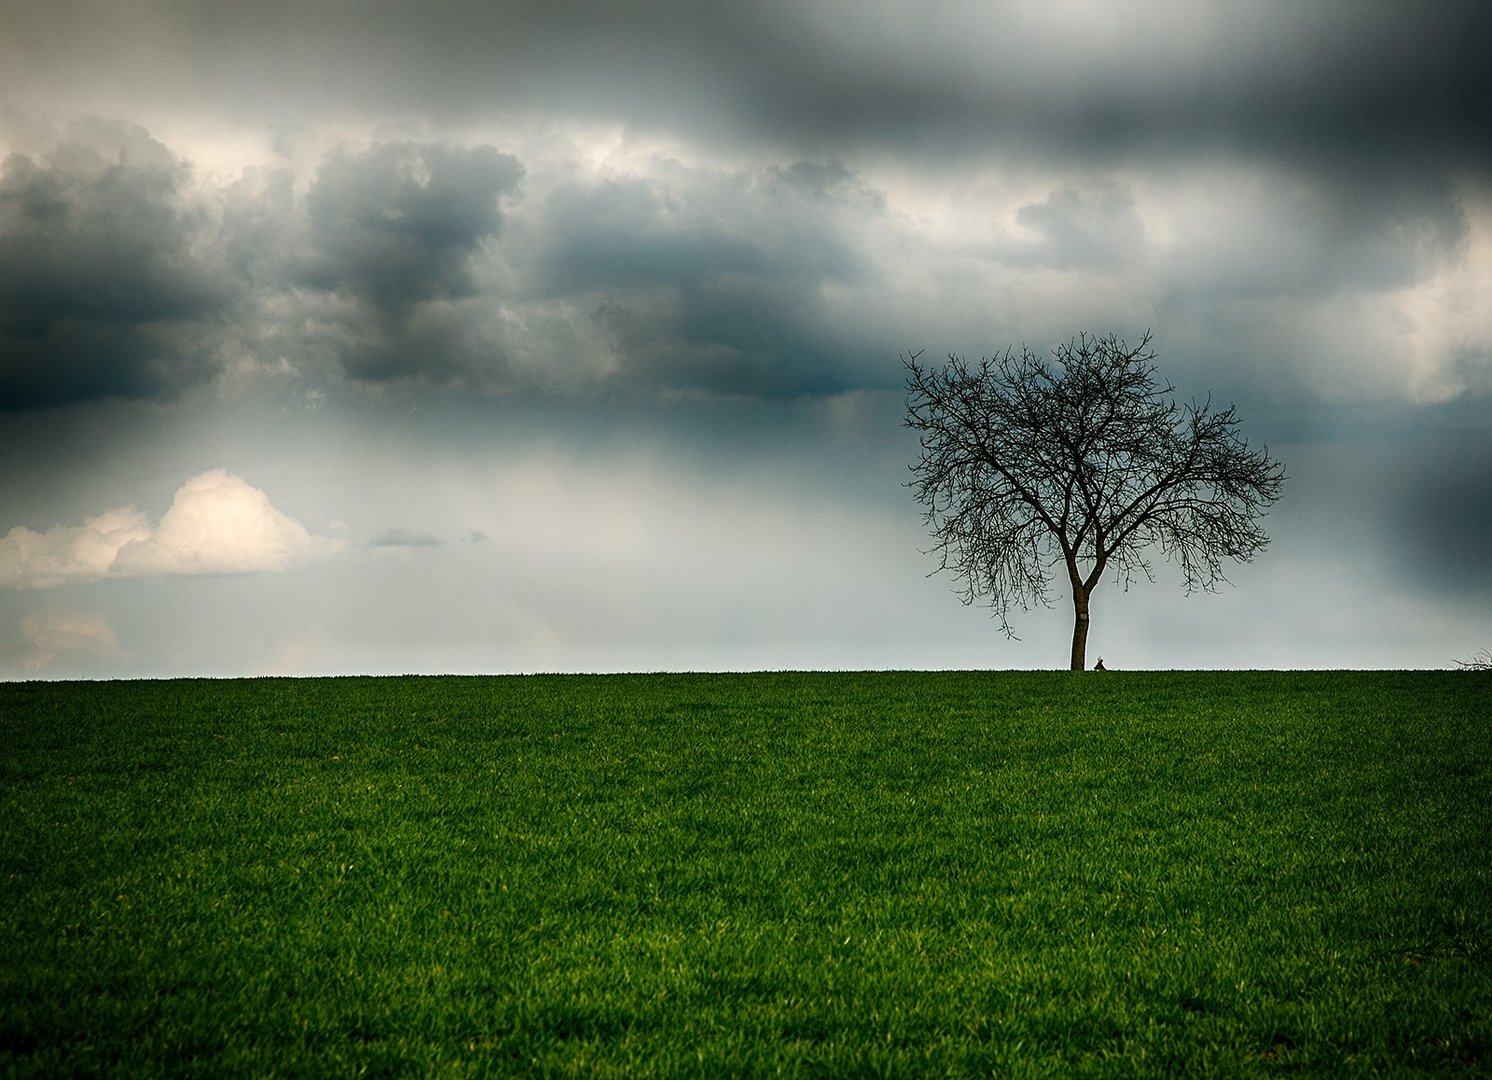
905,332,1286,670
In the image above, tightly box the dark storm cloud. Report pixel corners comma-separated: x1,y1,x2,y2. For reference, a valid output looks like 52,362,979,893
530,162,880,397
1,2,1484,408
591,284,860,400
304,142,522,310
266,138,882,400
538,177,775,295
0,128,530,408
536,167,867,295
772,3,1492,172
294,141,522,386
0,118,229,409
5,2,1486,174
0,108,891,405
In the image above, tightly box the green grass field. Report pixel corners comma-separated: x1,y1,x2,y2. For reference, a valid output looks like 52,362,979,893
2,671,1489,1076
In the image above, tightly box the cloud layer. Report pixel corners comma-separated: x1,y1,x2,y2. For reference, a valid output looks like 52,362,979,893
4,1,1487,171
0,0,1488,674
0,470,342,588
0,118,227,408
2,111,1486,413
5,0,1492,413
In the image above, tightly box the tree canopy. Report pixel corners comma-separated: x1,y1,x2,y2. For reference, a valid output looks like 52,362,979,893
905,332,1286,670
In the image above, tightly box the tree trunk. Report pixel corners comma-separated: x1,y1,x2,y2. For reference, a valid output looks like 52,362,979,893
1069,587,1090,671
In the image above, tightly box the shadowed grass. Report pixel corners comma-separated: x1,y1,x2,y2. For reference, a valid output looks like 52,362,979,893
1,671,1489,1075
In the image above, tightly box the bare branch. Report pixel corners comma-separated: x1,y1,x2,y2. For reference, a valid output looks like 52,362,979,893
905,332,1285,667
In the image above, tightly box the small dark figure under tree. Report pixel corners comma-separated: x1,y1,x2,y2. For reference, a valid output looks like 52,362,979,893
905,332,1286,670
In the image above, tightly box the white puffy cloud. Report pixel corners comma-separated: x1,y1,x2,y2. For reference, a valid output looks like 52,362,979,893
0,470,342,588
0,506,152,588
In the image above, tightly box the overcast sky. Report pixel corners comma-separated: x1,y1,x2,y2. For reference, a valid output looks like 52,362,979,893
2,0,1489,676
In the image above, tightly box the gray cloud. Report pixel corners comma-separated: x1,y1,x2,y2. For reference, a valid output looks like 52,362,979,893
528,161,881,398
0,117,229,409
244,140,527,389
6,3,1486,174
370,528,444,549
0,115,895,405
1000,179,1147,271
537,176,776,295
219,165,299,284
304,141,522,310
5,4,1486,159
1,3,1485,411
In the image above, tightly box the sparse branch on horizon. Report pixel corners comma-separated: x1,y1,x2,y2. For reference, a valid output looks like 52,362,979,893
905,331,1286,670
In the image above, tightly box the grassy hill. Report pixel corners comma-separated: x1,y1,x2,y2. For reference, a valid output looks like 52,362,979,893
2,671,1488,1076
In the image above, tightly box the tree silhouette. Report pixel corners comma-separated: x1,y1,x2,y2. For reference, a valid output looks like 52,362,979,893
905,332,1285,670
